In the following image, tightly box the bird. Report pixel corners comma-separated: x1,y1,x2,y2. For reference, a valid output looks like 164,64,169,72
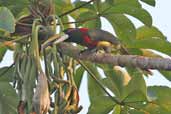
42,28,151,74
49,28,129,54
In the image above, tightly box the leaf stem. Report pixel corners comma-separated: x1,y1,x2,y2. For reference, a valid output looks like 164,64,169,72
57,16,98,25
77,60,120,104
59,0,95,17
30,19,43,72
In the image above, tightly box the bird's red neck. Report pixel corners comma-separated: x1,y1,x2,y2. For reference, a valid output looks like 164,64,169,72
79,28,89,33
79,28,98,48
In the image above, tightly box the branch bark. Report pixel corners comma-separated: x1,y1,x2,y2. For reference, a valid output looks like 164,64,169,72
58,43,171,71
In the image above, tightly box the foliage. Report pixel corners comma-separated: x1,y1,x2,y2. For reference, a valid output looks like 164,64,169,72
0,0,171,114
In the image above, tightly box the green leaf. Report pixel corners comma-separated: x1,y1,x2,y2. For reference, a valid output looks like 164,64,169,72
0,66,14,82
112,104,121,114
147,86,171,112
0,0,29,17
120,106,129,114
127,26,171,54
127,48,143,55
97,0,142,15
106,0,115,4
159,71,171,81
101,65,124,98
71,1,95,19
105,5,152,26
114,0,142,8
127,38,171,55
105,14,136,41
101,77,121,97
76,12,101,28
0,82,19,114
126,86,171,114
74,66,85,89
74,1,96,11
136,26,165,40
88,96,115,114
60,16,70,29
123,68,147,102
0,7,15,33
0,43,7,62
85,62,104,101
55,0,74,16
140,0,156,7
128,109,147,114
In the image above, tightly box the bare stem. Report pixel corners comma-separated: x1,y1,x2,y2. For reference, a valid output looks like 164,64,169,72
59,0,95,17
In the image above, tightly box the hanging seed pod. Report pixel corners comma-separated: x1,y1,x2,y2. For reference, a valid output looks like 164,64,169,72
32,71,50,114
65,86,82,113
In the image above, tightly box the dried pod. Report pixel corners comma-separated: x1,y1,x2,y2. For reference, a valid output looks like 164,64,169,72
32,71,50,114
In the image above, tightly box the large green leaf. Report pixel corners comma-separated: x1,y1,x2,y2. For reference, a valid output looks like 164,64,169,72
72,1,101,28
88,96,115,114
55,0,74,16
0,43,7,62
114,0,142,8
0,82,19,114
147,86,171,112
127,38,171,55
140,0,156,7
101,64,147,102
123,68,147,102
105,14,136,41
159,71,171,81
76,11,101,28
74,66,85,89
104,5,152,26
71,1,95,19
0,66,14,82
112,104,121,114
60,16,70,29
94,0,142,15
127,26,171,54
100,64,124,98
0,7,15,33
74,1,96,11
85,62,104,102
101,77,121,97
125,86,171,114
136,26,165,40
0,0,28,17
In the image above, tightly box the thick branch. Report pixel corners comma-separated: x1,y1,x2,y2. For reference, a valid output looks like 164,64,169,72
59,43,171,70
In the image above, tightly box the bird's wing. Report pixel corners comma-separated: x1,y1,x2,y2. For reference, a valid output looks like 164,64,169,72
88,29,120,45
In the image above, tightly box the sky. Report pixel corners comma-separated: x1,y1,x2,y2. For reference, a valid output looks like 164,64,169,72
0,0,171,114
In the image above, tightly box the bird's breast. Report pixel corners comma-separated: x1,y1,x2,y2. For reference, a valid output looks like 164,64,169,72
82,36,98,48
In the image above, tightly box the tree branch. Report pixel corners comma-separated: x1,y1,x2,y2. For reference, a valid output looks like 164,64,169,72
56,16,98,25
58,43,171,71
59,0,95,17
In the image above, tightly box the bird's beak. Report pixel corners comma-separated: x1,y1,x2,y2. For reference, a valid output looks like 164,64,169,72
41,34,69,50
53,34,69,44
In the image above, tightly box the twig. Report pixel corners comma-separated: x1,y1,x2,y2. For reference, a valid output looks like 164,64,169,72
78,60,120,104
56,16,98,25
59,0,95,17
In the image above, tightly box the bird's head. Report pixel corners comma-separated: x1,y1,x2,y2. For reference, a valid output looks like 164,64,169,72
41,28,89,49
63,28,88,43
